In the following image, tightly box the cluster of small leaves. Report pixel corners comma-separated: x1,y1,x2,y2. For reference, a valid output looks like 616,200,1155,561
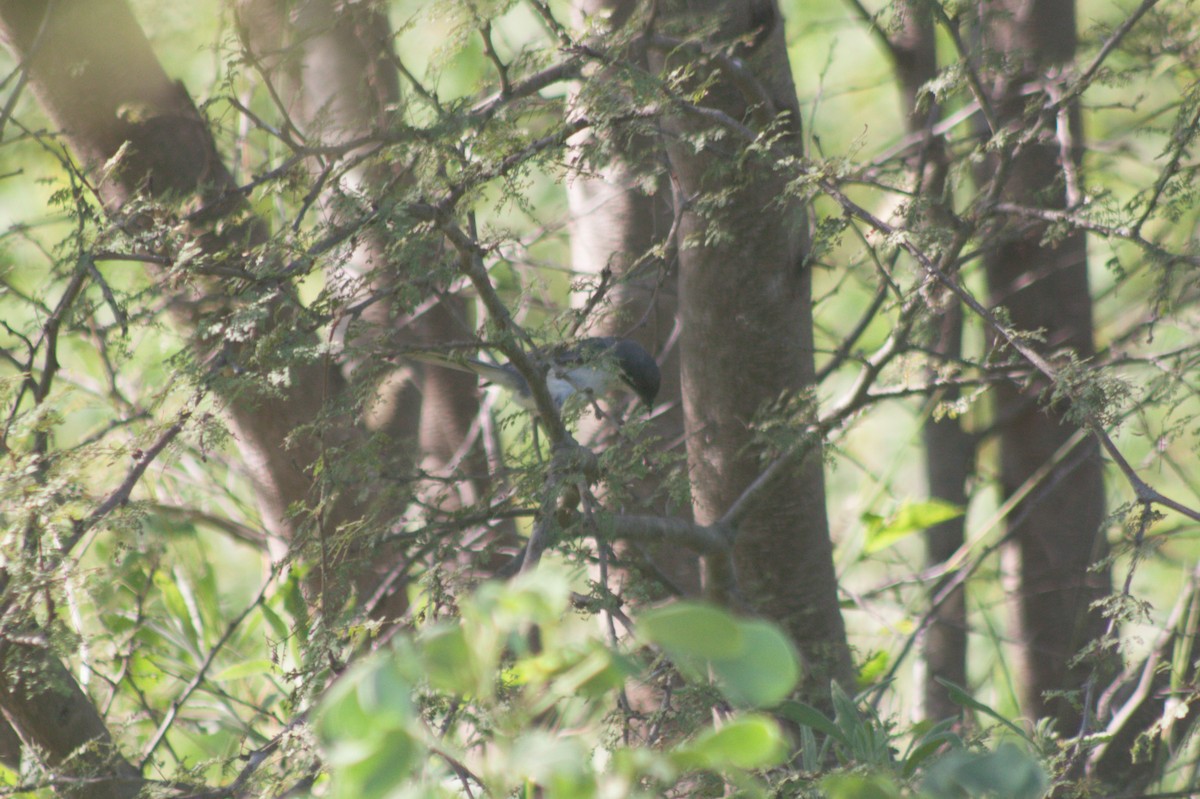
1050,354,1132,430
747,388,822,464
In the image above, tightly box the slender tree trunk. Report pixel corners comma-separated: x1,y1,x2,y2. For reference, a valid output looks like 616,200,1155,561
567,0,698,598
651,0,853,697
261,0,479,475
919,303,972,720
978,0,1112,733
888,0,972,722
236,0,487,611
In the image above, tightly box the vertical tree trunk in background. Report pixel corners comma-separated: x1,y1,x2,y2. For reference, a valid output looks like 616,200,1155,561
236,0,478,479
236,0,486,610
0,0,401,780
567,0,699,598
280,0,480,484
889,1,972,722
919,301,972,719
652,0,854,696
0,0,366,546
979,0,1111,733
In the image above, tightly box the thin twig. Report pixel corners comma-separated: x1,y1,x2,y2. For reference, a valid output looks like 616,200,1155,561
61,412,190,556
139,562,283,767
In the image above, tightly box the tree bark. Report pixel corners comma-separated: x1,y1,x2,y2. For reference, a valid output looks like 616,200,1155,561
651,0,854,697
977,0,1112,733
888,0,972,723
236,0,488,609
0,0,364,545
0,638,141,799
568,0,698,598
0,0,373,782
240,0,479,470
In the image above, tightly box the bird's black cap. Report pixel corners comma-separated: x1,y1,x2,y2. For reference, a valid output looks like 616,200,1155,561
607,338,660,409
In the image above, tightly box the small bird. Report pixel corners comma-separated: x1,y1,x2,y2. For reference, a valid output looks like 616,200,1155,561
409,336,660,412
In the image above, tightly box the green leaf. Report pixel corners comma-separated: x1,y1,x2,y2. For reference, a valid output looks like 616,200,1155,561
826,682,893,764
922,743,1048,799
510,731,594,797
857,650,889,686
936,678,1029,741
863,499,964,554
675,715,787,770
259,602,289,641
639,602,744,659
474,567,571,629
641,604,800,708
421,623,478,695
821,772,902,799
280,571,309,640
776,701,850,747
327,728,419,799
708,619,800,708
153,570,200,647
316,653,416,780
901,719,962,777
212,658,274,682
552,646,629,698
317,672,373,744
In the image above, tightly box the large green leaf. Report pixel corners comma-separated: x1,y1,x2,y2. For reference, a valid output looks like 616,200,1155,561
640,602,800,708
863,499,965,554
638,602,743,659
674,715,788,770
421,623,479,695
708,619,800,708
922,743,1049,799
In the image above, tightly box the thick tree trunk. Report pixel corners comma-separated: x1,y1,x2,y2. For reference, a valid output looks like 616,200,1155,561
0,0,362,545
0,0,373,782
0,639,142,799
978,0,1112,733
651,0,853,697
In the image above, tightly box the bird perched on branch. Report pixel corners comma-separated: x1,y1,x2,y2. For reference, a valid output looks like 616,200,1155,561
408,336,660,413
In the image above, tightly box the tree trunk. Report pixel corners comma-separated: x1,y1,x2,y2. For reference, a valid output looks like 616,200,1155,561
567,0,698,598
236,0,487,610
0,0,365,546
0,637,141,799
0,0,374,782
888,0,972,723
978,0,1112,733
242,0,478,472
651,0,854,697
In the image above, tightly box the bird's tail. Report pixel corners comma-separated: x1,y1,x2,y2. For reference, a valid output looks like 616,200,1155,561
405,350,524,393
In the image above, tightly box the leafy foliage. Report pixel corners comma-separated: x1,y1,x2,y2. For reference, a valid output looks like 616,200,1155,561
1,0,1200,797
316,569,1051,799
